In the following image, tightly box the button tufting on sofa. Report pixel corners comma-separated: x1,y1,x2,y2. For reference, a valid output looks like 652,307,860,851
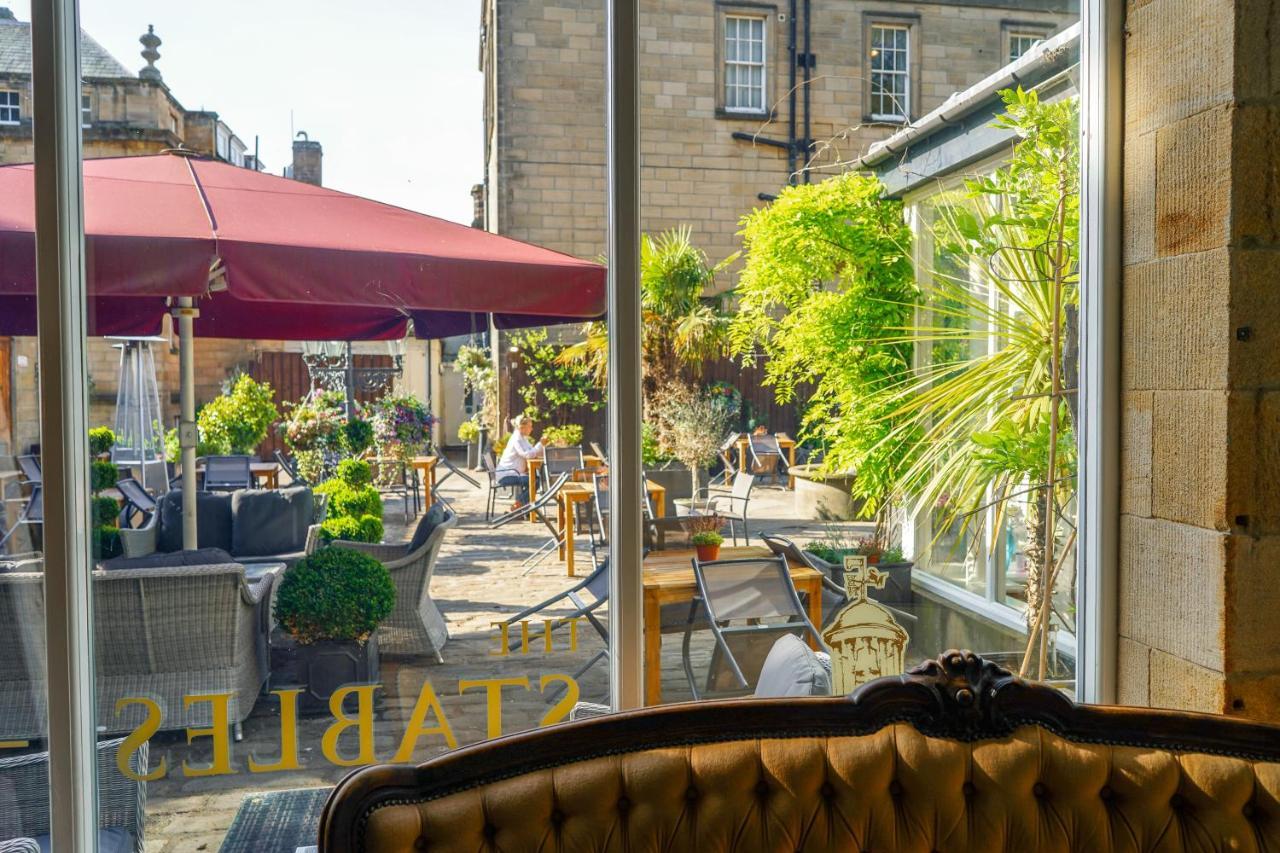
962,781,976,797
1032,781,1048,799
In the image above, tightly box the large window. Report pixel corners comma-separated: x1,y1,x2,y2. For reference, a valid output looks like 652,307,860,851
723,14,766,114
869,23,910,121
0,90,19,125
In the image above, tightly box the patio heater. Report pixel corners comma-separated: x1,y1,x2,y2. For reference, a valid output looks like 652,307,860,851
109,336,167,491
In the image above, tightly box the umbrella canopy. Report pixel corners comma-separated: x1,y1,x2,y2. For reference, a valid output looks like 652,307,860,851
0,152,605,338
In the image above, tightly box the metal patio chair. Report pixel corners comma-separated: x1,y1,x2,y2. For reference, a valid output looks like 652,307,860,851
681,554,823,700
541,445,584,488
488,470,573,569
748,433,787,486
711,432,739,487
690,472,755,545
0,485,41,555
274,449,306,486
114,477,158,530
481,450,520,522
589,472,689,559
202,455,252,491
588,441,608,464
15,455,40,486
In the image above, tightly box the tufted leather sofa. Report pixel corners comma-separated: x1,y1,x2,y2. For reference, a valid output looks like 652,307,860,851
319,651,1280,852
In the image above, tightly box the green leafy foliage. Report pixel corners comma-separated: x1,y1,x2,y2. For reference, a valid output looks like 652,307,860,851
335,458,372,488
90,460,118,494
93,526,122,561
510,329,603,424
456,418,481,444
641,422,672,468
342,418,374,456
92,496,119,527
319,514,384,544
453,344,499,432
541,424,584,448
88,427,116,457
649,383,737,493
690,530,724,546
316,480,382,521
730,171,916,510
164,426,220,464
197,374,280,455
274,546,395,643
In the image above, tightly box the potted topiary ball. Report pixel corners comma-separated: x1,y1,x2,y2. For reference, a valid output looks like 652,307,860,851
270,546,395,714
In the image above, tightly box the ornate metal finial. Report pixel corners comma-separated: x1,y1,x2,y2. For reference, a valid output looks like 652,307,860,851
139,25,162,82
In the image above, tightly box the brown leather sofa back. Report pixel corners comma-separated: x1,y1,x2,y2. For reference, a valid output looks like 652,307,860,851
320,652,1280,852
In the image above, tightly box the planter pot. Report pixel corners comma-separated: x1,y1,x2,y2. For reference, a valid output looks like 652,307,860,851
644,463,708,514
694,543,722,561
270,630,381,716
812,549,913,606
789,464,863,521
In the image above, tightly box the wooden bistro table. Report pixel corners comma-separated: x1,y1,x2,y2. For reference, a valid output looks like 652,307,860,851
411,455,439,512
527,453,604,521
194,461,281,490
554,477,667,577
736,433,798,488
642,545,824,706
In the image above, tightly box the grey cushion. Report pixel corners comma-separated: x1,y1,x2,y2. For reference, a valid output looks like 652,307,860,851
753,634,832,698
407,504,447,554
156,491,233,554
99,547,235,571
231,487,313,558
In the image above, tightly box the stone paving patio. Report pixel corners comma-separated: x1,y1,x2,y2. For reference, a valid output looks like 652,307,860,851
142,465,868,851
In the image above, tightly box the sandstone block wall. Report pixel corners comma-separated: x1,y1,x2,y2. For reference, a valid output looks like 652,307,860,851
1119,0,1280,720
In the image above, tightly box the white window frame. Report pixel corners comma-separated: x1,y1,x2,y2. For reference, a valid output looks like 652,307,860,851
723,14,767,115
0,89,20,125
1008,31,1046,62
869,23,911,122
80,92,90,128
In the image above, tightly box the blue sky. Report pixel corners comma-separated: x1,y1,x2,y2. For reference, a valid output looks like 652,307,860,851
7,0,484,224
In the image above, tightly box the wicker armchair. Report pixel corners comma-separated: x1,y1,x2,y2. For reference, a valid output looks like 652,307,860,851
0,563,272,740
0,737,147,852
331,509,458,662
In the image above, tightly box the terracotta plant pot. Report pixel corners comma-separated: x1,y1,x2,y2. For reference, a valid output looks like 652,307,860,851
694,543,721,561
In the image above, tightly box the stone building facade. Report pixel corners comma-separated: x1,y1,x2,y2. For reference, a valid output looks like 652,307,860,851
0,9,321,458
1118,0,1280,720
480,0,1078,271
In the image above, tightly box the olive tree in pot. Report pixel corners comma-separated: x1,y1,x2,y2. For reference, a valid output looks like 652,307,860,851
270,547,395,715
650,383,736,514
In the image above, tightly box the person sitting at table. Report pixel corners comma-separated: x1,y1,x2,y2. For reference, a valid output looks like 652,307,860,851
495,414,544,507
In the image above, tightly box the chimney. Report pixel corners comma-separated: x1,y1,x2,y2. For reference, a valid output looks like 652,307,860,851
470,183,485,229
139,25,162,82
291,131,322,186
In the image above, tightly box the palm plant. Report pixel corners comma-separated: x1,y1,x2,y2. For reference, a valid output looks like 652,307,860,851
865,89,1079,678
560,226,734,406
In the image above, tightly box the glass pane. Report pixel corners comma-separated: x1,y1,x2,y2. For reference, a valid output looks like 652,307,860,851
66,0,616,846
0,8,52,848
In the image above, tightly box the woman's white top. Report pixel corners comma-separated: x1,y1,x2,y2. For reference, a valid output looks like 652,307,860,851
496,433,544,478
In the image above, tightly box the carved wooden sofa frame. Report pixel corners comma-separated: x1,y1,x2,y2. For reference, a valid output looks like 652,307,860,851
320,651,1280,852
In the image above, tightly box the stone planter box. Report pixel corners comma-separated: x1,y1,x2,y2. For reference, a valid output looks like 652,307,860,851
270,630,381,716
810,550,913,606
790,464,863,521
644,463,708,516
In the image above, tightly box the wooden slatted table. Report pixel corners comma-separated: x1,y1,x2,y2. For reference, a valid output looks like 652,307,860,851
642,545,823,706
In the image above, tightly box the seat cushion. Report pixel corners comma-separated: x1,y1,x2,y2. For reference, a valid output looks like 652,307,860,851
34,829,133,853
99,547,235,571
753,633,831,697
231,486,313,558
407,504,447,554
156,490,233,554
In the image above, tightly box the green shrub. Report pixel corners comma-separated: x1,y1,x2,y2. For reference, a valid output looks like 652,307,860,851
690,530,723,546
456,418,481,444
316,480,382,520
541,424,584,448
92,526,122,560
357,514,384,543
342,418,374,456
319,514,383,544
336,458,372,488
197,374,280,455
88,427,116,457
274,547,395,643
92,496,119,527
91,460,118,494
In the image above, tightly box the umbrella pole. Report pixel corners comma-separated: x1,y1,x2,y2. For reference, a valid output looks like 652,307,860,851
176,297,198,550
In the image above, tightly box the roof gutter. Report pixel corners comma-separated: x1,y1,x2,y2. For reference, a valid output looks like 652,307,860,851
853,21,1081,171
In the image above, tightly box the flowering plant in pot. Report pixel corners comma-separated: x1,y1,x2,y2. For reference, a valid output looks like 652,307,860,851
271,546,395,714
691,530,725,562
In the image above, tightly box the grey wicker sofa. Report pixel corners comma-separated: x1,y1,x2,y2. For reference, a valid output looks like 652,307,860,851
0,737,147,852
0,562,272,740
331,507,457,661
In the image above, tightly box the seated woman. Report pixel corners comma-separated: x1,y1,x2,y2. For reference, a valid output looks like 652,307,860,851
494,414,544,507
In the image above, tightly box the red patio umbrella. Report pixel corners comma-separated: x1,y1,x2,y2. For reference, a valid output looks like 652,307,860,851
0,152,606,549
0,152,605,338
